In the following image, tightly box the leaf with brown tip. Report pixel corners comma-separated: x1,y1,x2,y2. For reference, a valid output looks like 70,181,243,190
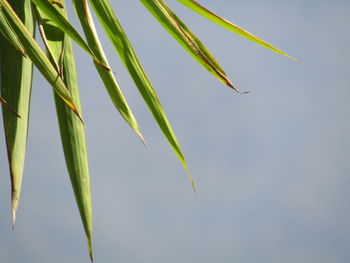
141,0,247,93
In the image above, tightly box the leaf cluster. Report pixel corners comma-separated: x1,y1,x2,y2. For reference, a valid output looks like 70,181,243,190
0,0,294,260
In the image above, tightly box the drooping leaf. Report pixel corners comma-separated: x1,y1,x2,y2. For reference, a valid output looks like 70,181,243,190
140,0,246,93
32,0,108,69
72,0,144,142
176,0,297,61
1,0,82,120
35,2,93,260
0,0,34,226
88,0,195,190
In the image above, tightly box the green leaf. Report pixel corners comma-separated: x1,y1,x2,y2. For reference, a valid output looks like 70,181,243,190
88,0,195,190
176,0,297,61
31,0,108,68
1,0,82,120
35,2,93,260
72,0,144,142
0,0,34,226
0,9,25,56
140,0,246,93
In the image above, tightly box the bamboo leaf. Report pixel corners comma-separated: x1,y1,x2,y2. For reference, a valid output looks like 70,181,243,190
0,0,34,226
31,0,109,69
0,9,25,56
140,0,246,93
72,0,144,142
88,0,195,190
1,0,82,121
176,0,297,61
35,2,93,260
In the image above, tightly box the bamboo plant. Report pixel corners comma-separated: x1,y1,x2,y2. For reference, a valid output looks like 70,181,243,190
0,0,296,260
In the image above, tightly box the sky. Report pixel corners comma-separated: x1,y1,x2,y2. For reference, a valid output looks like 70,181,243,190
0,0,350,262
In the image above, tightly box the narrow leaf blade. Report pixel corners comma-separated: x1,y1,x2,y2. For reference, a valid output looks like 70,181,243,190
177,0,297,61
36,2,93,259
141,0,245,93
0,0,34,225
88,0,195,189
2,0,82,120
32,0,107,67
72,0,144,142
0,9,25,56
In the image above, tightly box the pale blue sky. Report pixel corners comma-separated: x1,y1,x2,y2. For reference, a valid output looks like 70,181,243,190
1,0,349,262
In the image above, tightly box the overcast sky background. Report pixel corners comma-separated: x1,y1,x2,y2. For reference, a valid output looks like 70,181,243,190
1,0,349,262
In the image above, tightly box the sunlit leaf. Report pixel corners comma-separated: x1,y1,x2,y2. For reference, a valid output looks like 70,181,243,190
141,0,246,93
2,0,82,120
35,2,93,260
0,9,25,56
32,0,108,68
72,0,144,143
0,0,34,226
88,0,195,190
176,0,297,61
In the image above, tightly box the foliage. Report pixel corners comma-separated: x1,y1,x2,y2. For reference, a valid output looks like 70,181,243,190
0,0,295,260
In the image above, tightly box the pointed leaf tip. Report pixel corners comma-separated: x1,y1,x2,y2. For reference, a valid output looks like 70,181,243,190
225,80,249,94
191,178,196,193
11,196,19,228
0,97,22,118
140,134,147,147
177,0,298,61
88,239,93,262
184,166,196,192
